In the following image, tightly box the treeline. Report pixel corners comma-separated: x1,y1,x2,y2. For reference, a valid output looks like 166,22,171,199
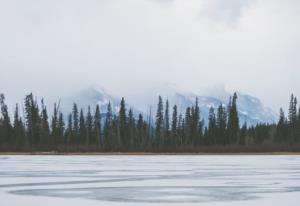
0,92,300,152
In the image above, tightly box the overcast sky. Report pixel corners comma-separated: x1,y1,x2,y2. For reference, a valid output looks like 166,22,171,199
0,0,299,111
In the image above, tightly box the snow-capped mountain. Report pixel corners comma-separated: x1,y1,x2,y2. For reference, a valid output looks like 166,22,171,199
126,83,278,126
60,86,140,118
61,84,278,126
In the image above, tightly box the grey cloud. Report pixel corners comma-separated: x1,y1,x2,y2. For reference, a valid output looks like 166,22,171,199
200,0,256,27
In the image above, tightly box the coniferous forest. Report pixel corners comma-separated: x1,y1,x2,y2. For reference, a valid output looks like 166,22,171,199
0,92,300,153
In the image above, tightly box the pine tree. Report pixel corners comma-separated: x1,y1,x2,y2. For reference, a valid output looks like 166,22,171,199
119,98,127,148
171,105,178,146
86,106,93,145
191,98,200,145
66,114,73,146
93,104,102,147
12,104,26,151
40,99,50,148
184,107,192,144
79,109,86,145
239,123,247,145
227,93,239,144
0,93,12,150
216,104,227,145
128,108,135,149
136,114,144,149
24,93,40,148
51,103,59,146
72,103,79,145
288,94,297,142
155,96,164,147
104,102,113,151
58,112,65,145
208,107,217,145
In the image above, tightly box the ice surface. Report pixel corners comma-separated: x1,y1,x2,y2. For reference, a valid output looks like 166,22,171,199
0,155,300,206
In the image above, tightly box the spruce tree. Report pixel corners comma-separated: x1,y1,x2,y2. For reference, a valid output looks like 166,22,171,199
208,107,217,145
66,114,73,146
191,98,200,145
119,98,127,147
155,96,164,147
184,107,192,144
94,104,102,147
58,112,65,145
13,104,26,151
72,103,79,145
79,109,86,145
227,93,239,144
171,105,178,146
216,104,227,145
24,93,40,148
0,93,12,150
86,106,93,145
128,108,135,149
136,114,144,149
104,102,113,151
51,103,59,146
40,99,50,148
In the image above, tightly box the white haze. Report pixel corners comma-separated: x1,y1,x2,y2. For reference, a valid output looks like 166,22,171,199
0,0,299,112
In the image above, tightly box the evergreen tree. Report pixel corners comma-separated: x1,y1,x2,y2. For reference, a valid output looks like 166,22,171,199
119,98,128,147
216,104,227,145
155,96,164,146
86,106,93,145
275,108,288,143
79,109,86,145
184,107,192,144
66,114,73,146
208,107,217,145
171,105,178,146
191,98,200,145
93,104,102,147
104,102,113,151
58,112,65,145
24,93,40,148
51,103,59,146
227,93,239,144
0,93,12,150
239,123,247,145
136,114,144,149
288,94,297,142
12,104,26,151
128,109,135,149
72,103,79,145
40,99,50,148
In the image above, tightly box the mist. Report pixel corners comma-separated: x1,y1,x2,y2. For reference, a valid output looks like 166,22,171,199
0,0,299,111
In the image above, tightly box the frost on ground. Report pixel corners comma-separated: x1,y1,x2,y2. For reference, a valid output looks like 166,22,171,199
0,155,300,206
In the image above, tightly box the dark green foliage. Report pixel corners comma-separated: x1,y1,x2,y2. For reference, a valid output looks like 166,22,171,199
0,94,12,150
93,104,101,147
24,93,40,149
208,107,217,145
104,102,113,151
155,96,164,147
227,92,239,144
0,92,299,152
72,103,79,145
12,104,26,151
79,109,86,145
216,104,227,145
119,98,127,148
86,106,93,145
40,99,50,147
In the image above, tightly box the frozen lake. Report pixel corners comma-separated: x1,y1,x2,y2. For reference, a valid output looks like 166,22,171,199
0,155,300,206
